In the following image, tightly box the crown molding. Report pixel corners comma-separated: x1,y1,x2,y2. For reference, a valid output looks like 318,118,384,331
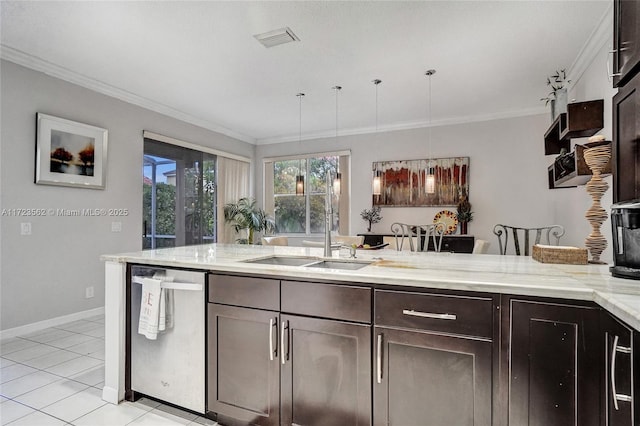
567,3,613,90
255,106,548,145
0,45,255,144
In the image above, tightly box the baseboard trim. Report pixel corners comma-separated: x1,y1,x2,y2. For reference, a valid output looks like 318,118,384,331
101,385,122,405
0,307,105,340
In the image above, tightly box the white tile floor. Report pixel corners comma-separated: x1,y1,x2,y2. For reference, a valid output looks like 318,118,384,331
0,315,218,425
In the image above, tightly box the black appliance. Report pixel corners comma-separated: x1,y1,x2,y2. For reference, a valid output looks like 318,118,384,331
610,200,640,279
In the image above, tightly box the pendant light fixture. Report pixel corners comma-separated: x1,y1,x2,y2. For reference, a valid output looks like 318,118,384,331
332,85,342,195
296,92,305,196
425,69,436,195
372,79,383,196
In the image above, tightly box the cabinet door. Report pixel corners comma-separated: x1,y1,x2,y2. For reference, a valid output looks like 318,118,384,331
603,313,634,426
614,0,640,87
613,70,640,203
373,327,492,426
280,314,371,426
509,300,601,426
207,304,280,426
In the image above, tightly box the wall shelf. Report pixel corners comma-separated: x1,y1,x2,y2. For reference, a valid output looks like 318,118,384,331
548,142,612,189
544,100,604,155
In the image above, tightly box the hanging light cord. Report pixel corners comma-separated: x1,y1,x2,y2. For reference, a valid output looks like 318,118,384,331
374,79,380,132
333,86,341,138
297,93,304,174
333,86,341,171
425,70,436,169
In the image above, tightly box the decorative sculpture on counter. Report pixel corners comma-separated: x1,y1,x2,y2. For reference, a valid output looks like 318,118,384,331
583,138,611,264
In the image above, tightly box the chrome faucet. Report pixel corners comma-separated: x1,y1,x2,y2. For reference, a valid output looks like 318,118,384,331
324,173,333,257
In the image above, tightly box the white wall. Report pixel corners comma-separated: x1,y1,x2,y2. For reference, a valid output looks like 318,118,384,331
0,60,254,331
256,113,557,253
550,35,617,262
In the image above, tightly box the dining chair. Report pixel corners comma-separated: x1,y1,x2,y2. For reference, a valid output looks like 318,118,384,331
261,236,289,246
493,224,565,256
383,236,412,251
390,222,445,252
472,239,490,254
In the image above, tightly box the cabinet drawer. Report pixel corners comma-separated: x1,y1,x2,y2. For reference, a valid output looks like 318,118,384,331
208,274,279,311
282,281,371,323
375,290,493,339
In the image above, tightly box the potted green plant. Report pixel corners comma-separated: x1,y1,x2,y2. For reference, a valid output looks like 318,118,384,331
360,206,382,232
540,69,571,120
456,191,473,235
223,197,275,244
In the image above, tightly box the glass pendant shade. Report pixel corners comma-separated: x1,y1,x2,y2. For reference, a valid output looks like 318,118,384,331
333,172,341,195
425,168,435,194
372,170,382,195
296,174,305,196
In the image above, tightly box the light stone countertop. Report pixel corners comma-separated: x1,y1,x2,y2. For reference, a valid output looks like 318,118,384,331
102,243,640,331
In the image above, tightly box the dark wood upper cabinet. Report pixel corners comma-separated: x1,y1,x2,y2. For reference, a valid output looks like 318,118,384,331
613,70,640,203
613,0,640,88
508,299,602,426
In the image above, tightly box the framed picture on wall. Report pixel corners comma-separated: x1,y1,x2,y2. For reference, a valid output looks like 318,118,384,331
372,156,469,207
35,113,108,189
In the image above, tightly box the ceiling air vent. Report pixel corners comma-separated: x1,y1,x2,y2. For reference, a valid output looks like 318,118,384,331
254,27,299,48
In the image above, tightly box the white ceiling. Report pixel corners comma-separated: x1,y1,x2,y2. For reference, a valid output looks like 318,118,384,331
0,1,610,145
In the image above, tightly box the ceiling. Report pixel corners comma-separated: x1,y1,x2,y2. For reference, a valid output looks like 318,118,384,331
0,1,610,145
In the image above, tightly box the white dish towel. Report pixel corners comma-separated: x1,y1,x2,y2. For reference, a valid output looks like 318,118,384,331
138,275,175,340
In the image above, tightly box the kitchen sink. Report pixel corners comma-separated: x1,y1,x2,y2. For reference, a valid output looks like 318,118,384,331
243,256,317,267
303,260,372,270
243,256,373,270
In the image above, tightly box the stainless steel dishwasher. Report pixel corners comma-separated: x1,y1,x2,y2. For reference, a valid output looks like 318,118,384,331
130,266,205,413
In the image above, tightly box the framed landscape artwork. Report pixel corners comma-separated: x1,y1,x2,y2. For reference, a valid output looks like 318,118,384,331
372,157,469,207
35,113,108,189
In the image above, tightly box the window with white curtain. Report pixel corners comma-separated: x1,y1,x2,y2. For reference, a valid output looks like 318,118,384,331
264,151,350,235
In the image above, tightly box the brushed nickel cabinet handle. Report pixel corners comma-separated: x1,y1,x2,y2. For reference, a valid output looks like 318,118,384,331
377,333,383,384
608,50,622,81
611,335,633,410
281,320,287,365
402,309,456,320
269,318,276,361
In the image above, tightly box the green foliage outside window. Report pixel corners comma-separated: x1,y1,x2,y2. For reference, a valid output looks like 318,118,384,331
273,156,339,234
143,182,176,248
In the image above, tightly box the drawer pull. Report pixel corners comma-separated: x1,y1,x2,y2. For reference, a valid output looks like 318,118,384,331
269,318,277,361
611,335,633,410
402,309,456,320
377,333,383,384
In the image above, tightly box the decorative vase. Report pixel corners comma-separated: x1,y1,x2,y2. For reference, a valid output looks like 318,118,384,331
583,143,611,264
460,222,468,235
555,88,568,116
550,89,568,121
